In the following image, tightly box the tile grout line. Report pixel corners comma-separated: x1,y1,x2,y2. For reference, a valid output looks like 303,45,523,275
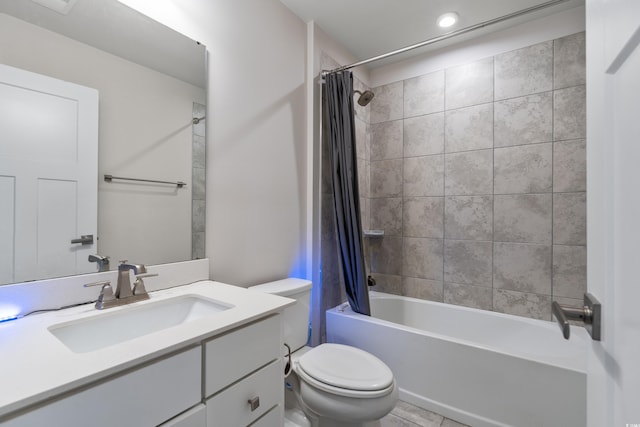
401,79,405,296
442,69,447,301
491,54,496,312
551,38,556,320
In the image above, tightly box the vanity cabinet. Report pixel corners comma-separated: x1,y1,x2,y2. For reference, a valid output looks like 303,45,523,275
204,315,283,427
2,314,284,427
5,346,202,427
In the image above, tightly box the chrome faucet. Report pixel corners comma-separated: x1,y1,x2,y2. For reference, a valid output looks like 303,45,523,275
88,254,110,272
116,261,147,299
84,261,157,310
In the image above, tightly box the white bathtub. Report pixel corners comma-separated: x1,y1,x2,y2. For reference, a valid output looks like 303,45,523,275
326,292,587,427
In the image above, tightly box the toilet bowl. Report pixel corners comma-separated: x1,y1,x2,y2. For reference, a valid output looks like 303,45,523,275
293,343,398,426
249,279,397,427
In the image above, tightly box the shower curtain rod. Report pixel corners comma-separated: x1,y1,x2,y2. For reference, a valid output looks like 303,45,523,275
321,0,570,76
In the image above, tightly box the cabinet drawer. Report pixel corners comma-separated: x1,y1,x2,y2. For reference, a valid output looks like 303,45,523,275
160,404,206,427
5,347,201,427
206,360,282,427
249,405,283,427
204,315,280,396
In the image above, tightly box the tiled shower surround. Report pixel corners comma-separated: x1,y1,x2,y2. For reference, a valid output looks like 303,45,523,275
321,32,586,322
367,32,586,321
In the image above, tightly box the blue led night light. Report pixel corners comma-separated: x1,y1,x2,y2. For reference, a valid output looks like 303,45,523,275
0,315,19,323
0,302,23,323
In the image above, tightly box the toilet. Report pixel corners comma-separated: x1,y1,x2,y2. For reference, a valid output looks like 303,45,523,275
249,278,398,427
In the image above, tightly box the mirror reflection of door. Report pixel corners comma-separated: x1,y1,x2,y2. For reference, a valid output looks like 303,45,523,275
0,64,98,284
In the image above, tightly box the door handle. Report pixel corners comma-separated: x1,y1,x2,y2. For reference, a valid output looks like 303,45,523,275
552,293,601,341
71,234,94,245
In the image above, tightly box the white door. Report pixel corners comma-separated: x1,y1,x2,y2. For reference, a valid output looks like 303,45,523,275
586,0,640,425
0,64,98,284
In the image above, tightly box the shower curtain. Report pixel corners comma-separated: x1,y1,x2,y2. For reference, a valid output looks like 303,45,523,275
324,71,371,316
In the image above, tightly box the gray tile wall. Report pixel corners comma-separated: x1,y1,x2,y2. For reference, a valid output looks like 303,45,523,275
192,102,206,259
367,32,586,321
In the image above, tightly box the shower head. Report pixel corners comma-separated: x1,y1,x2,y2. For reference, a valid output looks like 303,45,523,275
354,90,375,106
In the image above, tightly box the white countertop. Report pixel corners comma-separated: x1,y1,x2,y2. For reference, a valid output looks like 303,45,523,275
0,280,293,418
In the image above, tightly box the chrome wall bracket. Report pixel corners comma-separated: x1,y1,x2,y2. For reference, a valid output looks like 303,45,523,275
552,293,601,341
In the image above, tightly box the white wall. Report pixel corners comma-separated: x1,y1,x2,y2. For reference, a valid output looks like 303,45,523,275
0,13,204,268
313,24,371,87
118,0,308,286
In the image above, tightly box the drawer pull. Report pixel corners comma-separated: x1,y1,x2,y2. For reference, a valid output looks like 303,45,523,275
248,396,260,412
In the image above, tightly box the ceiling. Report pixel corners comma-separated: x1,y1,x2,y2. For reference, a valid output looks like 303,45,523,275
281,0,584,68
0,0,205,87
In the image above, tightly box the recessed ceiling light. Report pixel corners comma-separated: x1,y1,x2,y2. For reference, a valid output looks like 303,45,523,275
437,12,459,28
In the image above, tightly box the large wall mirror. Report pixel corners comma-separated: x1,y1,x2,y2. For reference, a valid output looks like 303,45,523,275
0,0,206,286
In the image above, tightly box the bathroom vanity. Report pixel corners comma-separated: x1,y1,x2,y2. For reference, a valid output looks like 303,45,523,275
0,280,293,426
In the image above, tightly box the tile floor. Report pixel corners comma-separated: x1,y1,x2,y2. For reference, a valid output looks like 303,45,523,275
381,400,469,427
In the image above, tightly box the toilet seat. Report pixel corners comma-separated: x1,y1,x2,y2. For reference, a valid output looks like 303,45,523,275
295,343,395,398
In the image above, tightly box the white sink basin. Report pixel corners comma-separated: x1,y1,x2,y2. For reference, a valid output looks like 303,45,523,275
48,295,233,353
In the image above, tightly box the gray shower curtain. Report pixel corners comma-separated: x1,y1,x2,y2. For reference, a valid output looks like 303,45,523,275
324,71,371,316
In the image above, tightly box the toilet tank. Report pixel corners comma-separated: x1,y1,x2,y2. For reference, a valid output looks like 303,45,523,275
248,278,312,351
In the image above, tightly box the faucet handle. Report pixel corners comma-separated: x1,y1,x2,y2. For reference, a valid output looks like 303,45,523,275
135,273,158,279
132,273,158,296
84,280,112,289
84,281,115,309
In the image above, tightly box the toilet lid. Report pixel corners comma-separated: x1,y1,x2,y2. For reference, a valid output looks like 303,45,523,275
297,343,393,391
